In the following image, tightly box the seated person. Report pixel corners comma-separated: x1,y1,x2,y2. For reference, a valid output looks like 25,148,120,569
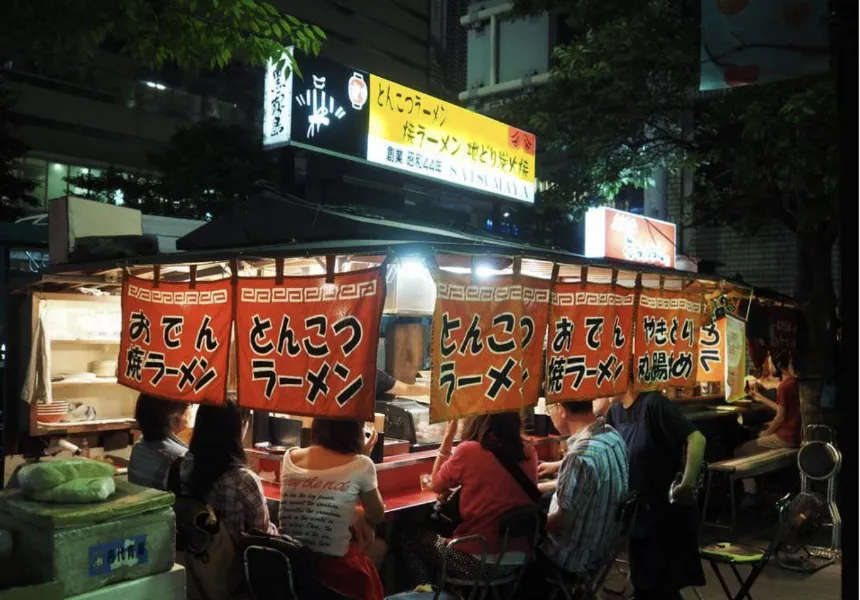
376,369,429,398
176,402,277,600
180,402,277,539
536,398,614,496
279,418,385,600
128,393,190,489
399,412,539,588
540,400,629,576
735,351,801,507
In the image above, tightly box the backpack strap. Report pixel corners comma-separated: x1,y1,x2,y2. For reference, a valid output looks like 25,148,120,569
166,456,183,495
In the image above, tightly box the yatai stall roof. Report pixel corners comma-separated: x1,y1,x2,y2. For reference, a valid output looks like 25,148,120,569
26,187,755,299
175,188,488,251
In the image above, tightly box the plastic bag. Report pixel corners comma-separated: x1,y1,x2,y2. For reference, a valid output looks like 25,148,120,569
17,458,115,492
29,476,116,504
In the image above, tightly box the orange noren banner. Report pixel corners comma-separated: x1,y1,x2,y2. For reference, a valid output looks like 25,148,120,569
235,268,384,420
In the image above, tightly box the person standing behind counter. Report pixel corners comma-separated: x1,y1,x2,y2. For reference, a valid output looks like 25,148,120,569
376,369,429,398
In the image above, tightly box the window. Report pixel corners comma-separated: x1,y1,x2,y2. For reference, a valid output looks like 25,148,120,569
47,162,69,201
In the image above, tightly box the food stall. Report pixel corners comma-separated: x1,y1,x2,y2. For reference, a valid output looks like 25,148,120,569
0,191,771,517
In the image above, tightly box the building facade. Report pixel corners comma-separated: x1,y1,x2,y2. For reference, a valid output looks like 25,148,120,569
5,1,460,211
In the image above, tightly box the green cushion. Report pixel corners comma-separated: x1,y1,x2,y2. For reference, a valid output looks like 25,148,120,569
700,542,764,563
0,479,174,530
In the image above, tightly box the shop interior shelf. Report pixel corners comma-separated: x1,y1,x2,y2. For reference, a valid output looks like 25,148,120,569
33,420,136,436
51,377,119,388
50,338,121,344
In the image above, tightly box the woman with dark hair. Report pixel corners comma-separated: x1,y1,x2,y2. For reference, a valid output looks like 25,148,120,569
400,411,539,587
179,402,277,541
278,418,385,600
129,393,191,489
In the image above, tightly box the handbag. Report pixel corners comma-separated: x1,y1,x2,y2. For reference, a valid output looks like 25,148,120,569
428,446,546,538
167,457,241,600
428,487,462,538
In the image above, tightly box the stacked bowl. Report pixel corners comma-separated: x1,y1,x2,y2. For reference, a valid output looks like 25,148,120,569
36,400,70,423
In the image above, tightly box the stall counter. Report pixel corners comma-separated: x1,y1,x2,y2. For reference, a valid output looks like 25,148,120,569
256,434,567,515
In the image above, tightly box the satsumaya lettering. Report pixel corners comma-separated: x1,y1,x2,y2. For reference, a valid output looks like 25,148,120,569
447,164,531,201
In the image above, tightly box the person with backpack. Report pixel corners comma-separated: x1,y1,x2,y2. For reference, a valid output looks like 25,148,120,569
172,402,277,600
398,412,539,589
179,402,277,540
278,418,386,600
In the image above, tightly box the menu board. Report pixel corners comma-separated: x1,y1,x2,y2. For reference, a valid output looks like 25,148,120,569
724,313,747,402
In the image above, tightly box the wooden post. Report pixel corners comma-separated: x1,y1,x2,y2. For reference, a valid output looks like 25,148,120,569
385,318,425,384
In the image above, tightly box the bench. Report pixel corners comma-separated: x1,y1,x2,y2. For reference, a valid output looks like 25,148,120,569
701,448,799,532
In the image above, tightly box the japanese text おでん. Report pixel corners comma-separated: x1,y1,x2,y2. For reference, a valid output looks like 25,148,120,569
545,282,636,402
118,276,232,404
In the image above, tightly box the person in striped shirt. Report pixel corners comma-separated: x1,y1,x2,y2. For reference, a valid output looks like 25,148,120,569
540,400,629,575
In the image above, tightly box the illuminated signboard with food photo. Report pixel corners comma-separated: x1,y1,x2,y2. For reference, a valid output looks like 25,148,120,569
584,207,677,269
263,50,537,203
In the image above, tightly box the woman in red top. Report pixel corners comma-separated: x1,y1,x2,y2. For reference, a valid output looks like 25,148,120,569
399,412,539,587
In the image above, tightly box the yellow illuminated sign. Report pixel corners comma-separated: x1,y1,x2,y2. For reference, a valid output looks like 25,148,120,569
367,75,537,203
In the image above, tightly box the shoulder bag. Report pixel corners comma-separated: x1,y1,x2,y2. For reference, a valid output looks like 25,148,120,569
167,458,241,600
428,446,545,538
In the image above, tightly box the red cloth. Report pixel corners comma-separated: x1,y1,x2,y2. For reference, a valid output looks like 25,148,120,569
433,440,539,555
775,376,801,445
314,545,383,600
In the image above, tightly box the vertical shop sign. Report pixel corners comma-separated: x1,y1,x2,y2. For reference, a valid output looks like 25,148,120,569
633,289,705,391
430,273,529,423
118,276,232,404
545,282,637,402
235,268,384,420
724,313,747,402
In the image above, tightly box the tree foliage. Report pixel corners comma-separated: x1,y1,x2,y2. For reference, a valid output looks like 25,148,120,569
502,0,700,217
693,75,838,239
3,0,325,71
504,0,838,241
67,119,274,219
